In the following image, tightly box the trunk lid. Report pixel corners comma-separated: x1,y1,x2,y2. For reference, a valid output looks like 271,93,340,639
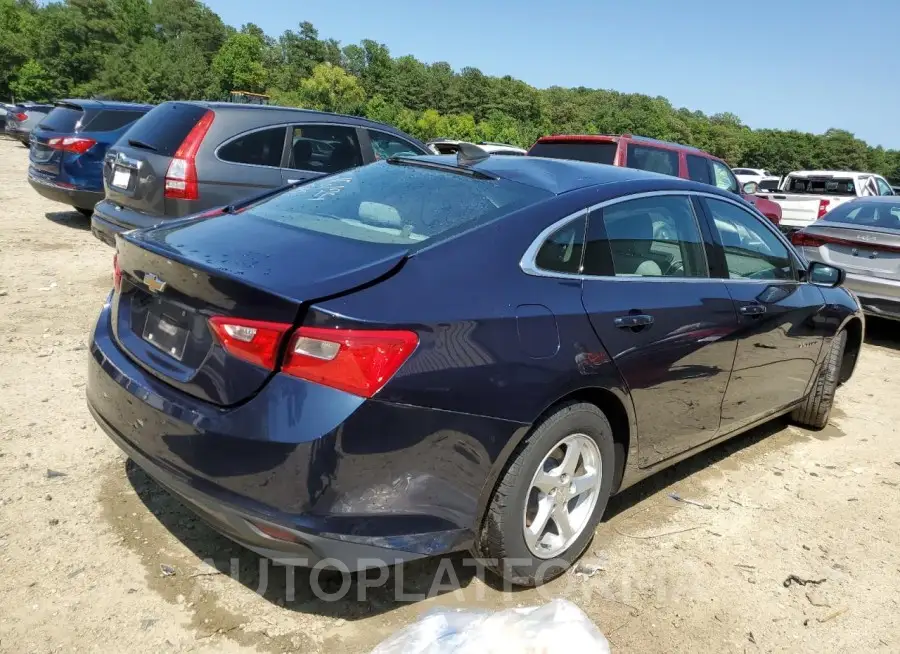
104,102,210,219
28,104,85,176
112,213,409,405
805,223,900,280
759,194,855,229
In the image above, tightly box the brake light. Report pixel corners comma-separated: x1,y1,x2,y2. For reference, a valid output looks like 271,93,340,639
113,254,122,292
14,112,27,122
208,317,290,370
817,199,831,219
791,232,827,248
165,110,215,201
47,136,96,154
282,327,418,398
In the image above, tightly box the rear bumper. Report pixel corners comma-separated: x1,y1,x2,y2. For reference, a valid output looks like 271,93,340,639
87,296,514,567
5,127,30,144
28,171,103,210
91,200,166,247
843,272,900,320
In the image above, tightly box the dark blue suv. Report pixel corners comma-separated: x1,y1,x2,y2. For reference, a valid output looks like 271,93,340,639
28,100,152,216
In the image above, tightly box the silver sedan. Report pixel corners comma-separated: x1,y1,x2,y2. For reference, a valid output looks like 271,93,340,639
792,196,900,320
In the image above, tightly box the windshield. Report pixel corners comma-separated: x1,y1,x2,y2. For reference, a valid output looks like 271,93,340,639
245,160,553,245
785,176,857,196
823,201,900,229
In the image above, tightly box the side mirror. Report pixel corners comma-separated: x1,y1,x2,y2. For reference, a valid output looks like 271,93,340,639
808,261,844,287
742,181,759,195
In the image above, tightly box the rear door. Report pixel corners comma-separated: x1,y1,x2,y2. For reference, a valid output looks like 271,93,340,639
280,123,364,185
103,102,211,218
209,124,288,205
579,192,738,467
697,195,824,431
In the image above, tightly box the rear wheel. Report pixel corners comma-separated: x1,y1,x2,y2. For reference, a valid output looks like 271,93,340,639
75,207,93,218
792,330,847,429
475,402,615,587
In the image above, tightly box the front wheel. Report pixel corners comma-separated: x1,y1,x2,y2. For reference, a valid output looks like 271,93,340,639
475,402,616,587
792,330,847,429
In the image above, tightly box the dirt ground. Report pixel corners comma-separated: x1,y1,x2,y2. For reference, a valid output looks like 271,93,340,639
1,136,899,654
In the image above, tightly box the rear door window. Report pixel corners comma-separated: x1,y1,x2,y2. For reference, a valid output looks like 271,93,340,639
288,125,363,174
218,127,286,167
37,106,84,132
527,141,617,165
247,159,552,246
119,102,209,157
584,195,708,277
686,155,712,184
625,144,679,177
368,130,425,159
82,110,147,132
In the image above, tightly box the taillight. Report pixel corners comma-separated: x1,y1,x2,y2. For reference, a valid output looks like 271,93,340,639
791,232,827,248
282,327,419,398
208,317,290,370
817,199,831,219
165,110,215,201
207,317,419,396
113,254,122,292
47,136,96,154
14,112,27,121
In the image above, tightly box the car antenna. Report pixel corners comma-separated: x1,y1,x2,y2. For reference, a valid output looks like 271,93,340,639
456,142,491,167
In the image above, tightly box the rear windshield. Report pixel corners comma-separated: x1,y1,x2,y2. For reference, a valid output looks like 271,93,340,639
119,102,208,157
245,160,553,246
83,109,148,132
823,201,900,229
37,106,84,132
528,141,617,165
785,176,857,195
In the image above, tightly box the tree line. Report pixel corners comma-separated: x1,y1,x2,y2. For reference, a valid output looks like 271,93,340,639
2,0,898,180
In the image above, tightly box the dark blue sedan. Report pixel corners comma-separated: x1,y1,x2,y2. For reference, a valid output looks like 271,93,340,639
28,100,152,216
87,146,864,586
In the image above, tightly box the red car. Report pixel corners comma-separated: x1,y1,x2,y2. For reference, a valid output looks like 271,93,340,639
528,134,782,225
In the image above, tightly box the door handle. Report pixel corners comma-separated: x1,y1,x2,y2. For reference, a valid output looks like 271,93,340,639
614,314,654,329
739,304,766,316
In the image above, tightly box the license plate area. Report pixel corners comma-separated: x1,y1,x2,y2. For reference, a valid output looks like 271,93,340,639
142,309,189,361
111,166,133,190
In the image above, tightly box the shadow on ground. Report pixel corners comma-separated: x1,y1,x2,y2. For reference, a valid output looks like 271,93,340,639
863,316,900,352
45,210,90,230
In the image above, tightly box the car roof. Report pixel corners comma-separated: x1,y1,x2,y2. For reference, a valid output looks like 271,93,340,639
57,99,154,111
845,196,900,204
177,101,415,135
534,133,710,155
422,153,719,195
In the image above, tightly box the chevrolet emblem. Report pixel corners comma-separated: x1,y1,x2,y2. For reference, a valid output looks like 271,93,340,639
143,273,166,293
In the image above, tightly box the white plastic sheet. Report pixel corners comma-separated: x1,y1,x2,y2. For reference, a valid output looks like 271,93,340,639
370,598,611,654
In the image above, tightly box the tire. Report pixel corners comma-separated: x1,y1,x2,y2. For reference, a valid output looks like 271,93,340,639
75,207,93,218
792,330,847,429
475,402,616,587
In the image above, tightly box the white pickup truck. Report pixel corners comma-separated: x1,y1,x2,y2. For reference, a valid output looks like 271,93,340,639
753,170,895,231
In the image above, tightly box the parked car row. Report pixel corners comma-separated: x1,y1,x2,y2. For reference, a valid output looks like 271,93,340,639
13,97,869,586
3,102,54,145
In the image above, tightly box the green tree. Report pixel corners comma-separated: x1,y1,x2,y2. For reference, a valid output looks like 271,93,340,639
297,62,365,114
209,32,268,98
10,58,56,101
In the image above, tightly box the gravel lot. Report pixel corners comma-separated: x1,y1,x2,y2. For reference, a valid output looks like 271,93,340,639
1,136,899,653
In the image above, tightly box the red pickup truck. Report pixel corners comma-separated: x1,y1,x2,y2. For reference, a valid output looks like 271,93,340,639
528,134,782,225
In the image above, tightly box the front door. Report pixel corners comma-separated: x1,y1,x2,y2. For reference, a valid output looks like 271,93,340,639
580,193,739,468
698,196,825,432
